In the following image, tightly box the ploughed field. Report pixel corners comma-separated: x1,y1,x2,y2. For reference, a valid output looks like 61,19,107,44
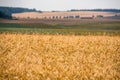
0,33,120,80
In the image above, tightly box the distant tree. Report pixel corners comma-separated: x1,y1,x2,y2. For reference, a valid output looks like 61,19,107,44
0,11,12,19
69,9,120,12
0,6,42,19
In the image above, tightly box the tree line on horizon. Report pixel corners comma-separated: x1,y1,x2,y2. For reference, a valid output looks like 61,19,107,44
0,7,41,19
0,6,120,19
69,9,120,12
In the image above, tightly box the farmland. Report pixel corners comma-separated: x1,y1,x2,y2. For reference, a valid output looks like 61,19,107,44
12,11,118,19
0,19,120,35
0,33,120,80
0,15,120,79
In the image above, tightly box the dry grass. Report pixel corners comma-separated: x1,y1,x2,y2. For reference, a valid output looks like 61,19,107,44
0,33,120,80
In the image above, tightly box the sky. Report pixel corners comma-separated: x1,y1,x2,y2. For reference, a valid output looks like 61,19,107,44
0,0,120,11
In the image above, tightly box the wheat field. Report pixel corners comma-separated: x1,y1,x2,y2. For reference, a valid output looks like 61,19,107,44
12,11,115,19
0,33,120,80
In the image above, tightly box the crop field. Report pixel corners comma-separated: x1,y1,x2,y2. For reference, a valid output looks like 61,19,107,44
12,11,116,19
0,33,120,80
0,21,120,35
0,18,120,80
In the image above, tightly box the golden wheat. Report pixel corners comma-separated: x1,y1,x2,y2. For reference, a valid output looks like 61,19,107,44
0,33,120,80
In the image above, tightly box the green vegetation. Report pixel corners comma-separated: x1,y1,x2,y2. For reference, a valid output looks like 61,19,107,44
0,22,120,35
0,11,12,19
0,6,39,19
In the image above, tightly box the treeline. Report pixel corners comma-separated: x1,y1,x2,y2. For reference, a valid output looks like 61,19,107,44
69,9,120,12
0,6,41,19
0,11,12,19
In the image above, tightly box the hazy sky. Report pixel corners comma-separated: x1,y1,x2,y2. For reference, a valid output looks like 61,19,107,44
0,0,120,11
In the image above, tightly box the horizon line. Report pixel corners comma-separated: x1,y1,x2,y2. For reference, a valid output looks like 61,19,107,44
0,6,120,11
